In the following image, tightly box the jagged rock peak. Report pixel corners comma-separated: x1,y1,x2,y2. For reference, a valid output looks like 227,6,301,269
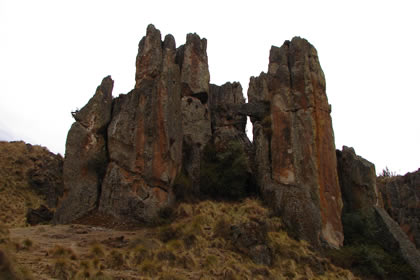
177,32,210,98
54,76,113,224
135,24,164,86
163,34,176,50
73,75,113,133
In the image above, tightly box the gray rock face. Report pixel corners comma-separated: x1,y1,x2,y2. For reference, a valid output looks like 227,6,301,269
54,76,113,224
209,82,246,131
208,82,254,186
247,38,343,248
337,146,379,215
177,33,210,98
176,33,212,193
26,205,54,225
374,207,420,279
99,25,183,222
337,147,420,277
378,169,420,249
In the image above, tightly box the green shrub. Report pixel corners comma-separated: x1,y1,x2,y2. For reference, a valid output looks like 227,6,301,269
200,141,253,200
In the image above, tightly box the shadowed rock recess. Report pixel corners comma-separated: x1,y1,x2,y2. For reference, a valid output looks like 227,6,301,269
53,25,417,267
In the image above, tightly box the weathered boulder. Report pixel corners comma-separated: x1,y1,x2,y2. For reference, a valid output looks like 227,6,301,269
176,33,212,192
378,169,420,249
26,205,54,225
336,146,379,215
248,38,343,248
54,76,113,224
99,25,183,222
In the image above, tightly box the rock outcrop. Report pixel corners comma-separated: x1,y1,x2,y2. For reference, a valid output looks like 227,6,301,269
378,169,420,249
248,38,343,248
26,205,54,225
54,26,349,251
55,25,214,223
99,25,183,222
54,76,113,224
374,206,420,278
336,146,379,215
178,33,212,194
209,82,251,150
337,147,420,278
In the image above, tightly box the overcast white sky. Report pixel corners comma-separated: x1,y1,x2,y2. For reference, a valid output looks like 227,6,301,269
1,0,419,175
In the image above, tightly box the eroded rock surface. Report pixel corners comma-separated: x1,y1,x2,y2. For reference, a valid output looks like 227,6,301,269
99,25,183,222
378,169,420,249
54,76,113,224
375,207,420,278
337,147,420,277
248,38,343,248
55,27,348,249
177,33,212,193
337,146,379,215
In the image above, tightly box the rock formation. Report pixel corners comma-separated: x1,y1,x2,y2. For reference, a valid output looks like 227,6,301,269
378,169,420,249
248,38,343,248
178,33,212,193
55,26,346,249
99,25,183,222
337,147,420,278
336,146,379,215
54,76,113,223
374,206,420,278
209,82,251,150
55,25,214,223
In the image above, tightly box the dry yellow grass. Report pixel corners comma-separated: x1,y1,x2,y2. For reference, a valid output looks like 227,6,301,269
7,199,359,279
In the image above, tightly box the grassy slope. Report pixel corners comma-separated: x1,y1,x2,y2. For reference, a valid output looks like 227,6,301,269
5,199,357,280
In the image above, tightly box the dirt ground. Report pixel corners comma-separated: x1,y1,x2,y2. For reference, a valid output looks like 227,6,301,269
10,224,150,279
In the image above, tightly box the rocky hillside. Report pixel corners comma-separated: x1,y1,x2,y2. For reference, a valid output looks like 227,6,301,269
1,24,420,280
3,199,360,280
0,141,63,227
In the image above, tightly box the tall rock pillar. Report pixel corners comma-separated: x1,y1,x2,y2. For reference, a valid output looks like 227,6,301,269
176,34,212,193
99,25,183,222
248,38,343,248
